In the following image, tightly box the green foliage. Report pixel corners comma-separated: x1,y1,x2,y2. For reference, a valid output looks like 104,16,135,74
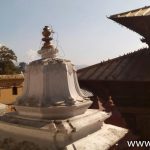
0,45,20,74
19,62,26,73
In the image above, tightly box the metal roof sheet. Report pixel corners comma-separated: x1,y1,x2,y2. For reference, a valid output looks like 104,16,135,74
78,48,150,81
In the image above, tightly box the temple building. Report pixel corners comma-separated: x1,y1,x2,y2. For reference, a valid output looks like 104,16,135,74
0,74,24,105
78,6,150,139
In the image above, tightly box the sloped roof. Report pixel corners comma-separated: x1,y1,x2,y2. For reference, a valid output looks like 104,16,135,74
81,89,93,97
109,6,150,38
0,74,24,80
78,48,150,81
0,74,24,87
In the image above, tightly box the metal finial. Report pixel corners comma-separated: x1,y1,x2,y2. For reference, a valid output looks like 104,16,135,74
41,26,53,50
38,26,58,59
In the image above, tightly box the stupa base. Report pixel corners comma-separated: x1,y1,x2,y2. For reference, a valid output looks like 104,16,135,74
67,123,128,150
0,109,124,150
15,101,92,119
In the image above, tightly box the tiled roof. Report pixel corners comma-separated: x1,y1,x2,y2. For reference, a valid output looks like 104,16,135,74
0,74,24,80
0,74,24,87
78,48,150,81
109,6,150,38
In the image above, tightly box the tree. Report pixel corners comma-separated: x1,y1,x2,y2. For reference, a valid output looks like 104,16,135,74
19,62,27,73
0,45,20,74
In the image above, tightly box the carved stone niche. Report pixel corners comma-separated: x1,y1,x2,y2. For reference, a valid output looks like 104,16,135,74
15,58,92,119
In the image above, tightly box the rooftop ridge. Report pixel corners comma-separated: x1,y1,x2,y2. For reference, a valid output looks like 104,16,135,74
0,74,24,80
78,47,148,73
109,6,150,18
109,6,150,45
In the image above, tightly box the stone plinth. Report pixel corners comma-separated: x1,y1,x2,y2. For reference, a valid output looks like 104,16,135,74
0,110,113,150
15,58,92,119
15,102,91,119
67,123,128,150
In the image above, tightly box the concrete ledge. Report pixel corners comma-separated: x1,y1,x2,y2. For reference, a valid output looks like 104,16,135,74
0,110,111,150
67,124,128,150
15,101,92,119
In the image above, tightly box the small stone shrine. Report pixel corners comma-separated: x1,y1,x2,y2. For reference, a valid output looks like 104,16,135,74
0,26,127,150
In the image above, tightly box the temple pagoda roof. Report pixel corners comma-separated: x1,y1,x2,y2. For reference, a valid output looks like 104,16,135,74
109,6,150,39
78,6,150,82
78,48,150,81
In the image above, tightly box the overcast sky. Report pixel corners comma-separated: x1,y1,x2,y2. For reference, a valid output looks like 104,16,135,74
0,0,149,65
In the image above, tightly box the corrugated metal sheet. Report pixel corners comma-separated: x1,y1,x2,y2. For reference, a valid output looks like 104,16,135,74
78,48,150,81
